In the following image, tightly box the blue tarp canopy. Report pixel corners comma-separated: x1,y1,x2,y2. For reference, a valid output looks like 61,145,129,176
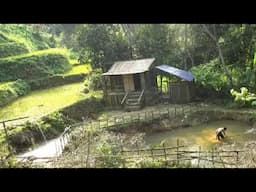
155,65,194,81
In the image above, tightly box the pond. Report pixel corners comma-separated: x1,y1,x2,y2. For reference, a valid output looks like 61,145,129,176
145,120,256,150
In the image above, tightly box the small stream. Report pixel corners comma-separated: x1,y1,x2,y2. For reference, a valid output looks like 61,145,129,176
17,134,69,162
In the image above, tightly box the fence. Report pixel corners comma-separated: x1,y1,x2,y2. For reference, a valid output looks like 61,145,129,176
2,104,209,164
91,138,244,168
84,104,197,131
118,139,244,168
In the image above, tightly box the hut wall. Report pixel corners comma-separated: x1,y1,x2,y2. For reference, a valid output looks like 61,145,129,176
123,75,135,92
109,75,124,91
140,73,146,90
169,81,192,103
105,92,125,107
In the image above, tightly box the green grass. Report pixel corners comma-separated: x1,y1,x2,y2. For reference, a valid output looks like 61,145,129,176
0,48,69,61
69,59,78,65
0,24,54,51
64,64,92,75
0,42,29,58
0,82,102,121
0,48,71,81
0,79,31,107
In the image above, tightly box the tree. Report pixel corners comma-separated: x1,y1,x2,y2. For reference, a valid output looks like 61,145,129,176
76,24,131,68
201,24,233,87
134,24,175,65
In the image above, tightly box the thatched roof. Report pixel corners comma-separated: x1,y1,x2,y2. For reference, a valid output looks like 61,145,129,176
102,58,155,76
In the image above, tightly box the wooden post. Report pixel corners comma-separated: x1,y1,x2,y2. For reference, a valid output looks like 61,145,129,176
151,148,154,161
136,142,139,156
114,117,116,126
176,138,179,165
122,116,125,124
90,120,93,131
160,75,162,94
2,122,9,148
55,138,59,156
236,151,239,166
197,146,201,168
163,143,167,162
120,141,125,168
212,147,215,168
86,131,90,168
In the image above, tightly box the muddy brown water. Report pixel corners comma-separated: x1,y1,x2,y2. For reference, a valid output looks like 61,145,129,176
145,120,256,150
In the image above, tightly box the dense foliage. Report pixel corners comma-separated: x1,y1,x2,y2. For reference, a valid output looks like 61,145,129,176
0,80,30,107
230,87,256,107
0,49,71,81
0,42,29,58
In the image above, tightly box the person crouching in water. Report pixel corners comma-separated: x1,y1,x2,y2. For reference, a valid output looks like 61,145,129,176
216,127,227,141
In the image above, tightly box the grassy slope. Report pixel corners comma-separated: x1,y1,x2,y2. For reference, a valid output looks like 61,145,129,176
0,82,101,121
0,24,52,51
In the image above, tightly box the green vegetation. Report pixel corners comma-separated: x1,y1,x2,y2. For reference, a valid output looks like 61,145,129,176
0,42,29,58
0,82,86,121
8,112,73,153
7,95,103,153
76,24,130,67
0,24,55,51
64,64,91,75
230,87,256,108
28,73,86,90
61,96,103,120
191,59,227,92
84,68,102,90
0,80,30,107
0,48,71,81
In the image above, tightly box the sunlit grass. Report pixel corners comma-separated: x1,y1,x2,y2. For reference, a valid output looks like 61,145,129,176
0,81,11,87
157,75,169,93
0,48,69,61
64,64,92,75
69,59,78,65
0,82,101,121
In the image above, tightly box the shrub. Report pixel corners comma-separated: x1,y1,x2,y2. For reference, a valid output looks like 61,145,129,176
0,49,71,81
191,59,228,92
61,96,104,120
41,112,67,136
0,42,29,58
85,69,102,90
230,87,256,107
0,79,31,107
0,24,54,51
8,112,73,153
28,73,86,90
0,32,12,43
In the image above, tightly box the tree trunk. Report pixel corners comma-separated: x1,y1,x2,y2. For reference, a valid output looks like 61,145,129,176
201,24,233,86
185,25,194,68
184,25,188,70
120,24,135,59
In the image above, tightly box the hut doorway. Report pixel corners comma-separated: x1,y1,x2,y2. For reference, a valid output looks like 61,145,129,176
133,73,141,91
